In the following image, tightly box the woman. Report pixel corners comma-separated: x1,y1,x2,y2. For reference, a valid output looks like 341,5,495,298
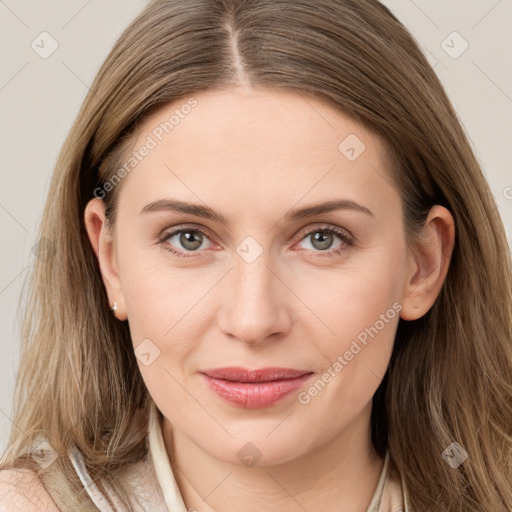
1,0,511,511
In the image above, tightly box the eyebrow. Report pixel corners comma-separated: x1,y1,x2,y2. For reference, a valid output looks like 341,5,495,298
139,198,374,224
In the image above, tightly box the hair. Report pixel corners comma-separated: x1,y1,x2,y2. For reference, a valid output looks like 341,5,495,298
1,0,511,510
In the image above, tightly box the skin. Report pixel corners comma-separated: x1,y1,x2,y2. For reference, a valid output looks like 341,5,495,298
85,87,455,511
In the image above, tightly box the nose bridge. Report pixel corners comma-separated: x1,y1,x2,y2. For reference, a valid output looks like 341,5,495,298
234,244,273,303
219,236,291,344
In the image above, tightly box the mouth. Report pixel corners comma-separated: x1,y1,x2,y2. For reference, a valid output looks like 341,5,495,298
200,367,314,408
201,367,312,382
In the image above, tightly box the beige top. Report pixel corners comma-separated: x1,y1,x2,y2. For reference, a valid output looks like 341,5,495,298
67,400,411,511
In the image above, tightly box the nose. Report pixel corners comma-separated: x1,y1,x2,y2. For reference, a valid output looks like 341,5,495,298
218,246,292,346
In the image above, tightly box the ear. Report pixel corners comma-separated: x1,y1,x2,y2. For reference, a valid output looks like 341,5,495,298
84,198,127,321
400,205,455,321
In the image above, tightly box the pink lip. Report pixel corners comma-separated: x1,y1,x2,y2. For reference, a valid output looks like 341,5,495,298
200,367,314,408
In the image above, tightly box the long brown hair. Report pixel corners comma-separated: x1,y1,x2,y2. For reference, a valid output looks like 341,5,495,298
2,0,511,510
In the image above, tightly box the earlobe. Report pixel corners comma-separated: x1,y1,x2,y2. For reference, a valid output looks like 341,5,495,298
84,198,127,321
400,205,455,321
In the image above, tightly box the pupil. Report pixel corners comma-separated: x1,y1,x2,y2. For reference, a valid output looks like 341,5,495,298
313,231,333,250
181,231,202,250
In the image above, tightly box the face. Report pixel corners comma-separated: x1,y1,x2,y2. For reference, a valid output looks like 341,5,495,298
91,88,420,465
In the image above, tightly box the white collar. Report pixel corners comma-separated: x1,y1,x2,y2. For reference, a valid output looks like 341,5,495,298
148,399,189,511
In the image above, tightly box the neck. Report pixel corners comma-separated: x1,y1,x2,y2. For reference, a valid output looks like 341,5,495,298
162,403,385,512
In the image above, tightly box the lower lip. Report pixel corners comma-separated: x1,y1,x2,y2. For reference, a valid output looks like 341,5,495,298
201,373,313,409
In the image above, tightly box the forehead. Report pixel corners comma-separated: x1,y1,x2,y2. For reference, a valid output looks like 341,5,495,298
117,88,398,220
135,87,377,161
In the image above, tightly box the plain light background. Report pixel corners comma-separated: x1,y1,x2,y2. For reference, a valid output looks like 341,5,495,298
0,0,511,454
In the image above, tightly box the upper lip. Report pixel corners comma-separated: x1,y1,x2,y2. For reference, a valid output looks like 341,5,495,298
201,367,313,383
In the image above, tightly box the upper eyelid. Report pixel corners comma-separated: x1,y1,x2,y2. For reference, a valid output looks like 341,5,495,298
161,224,217,243
295,223,353,241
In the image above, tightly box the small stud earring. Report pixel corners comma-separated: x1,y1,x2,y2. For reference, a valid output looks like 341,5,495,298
110,301,118,317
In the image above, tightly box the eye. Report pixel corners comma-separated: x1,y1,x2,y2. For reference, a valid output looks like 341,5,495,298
158,226,214,258
295,225,353,256
158,224,354,259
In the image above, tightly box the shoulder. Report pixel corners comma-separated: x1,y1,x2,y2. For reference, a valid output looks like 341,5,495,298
0,468,59,511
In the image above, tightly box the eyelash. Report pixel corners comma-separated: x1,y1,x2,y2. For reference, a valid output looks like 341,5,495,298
157,224,354,259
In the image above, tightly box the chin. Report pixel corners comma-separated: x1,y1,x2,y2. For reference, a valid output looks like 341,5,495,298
197,432,314,468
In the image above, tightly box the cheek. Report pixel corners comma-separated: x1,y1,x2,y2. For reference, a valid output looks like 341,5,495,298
294,243,406,342
116,242,216,399
118,251,208,413
294,282,399,434
291,242,406,407
116,237,206,337
288,253,403,453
